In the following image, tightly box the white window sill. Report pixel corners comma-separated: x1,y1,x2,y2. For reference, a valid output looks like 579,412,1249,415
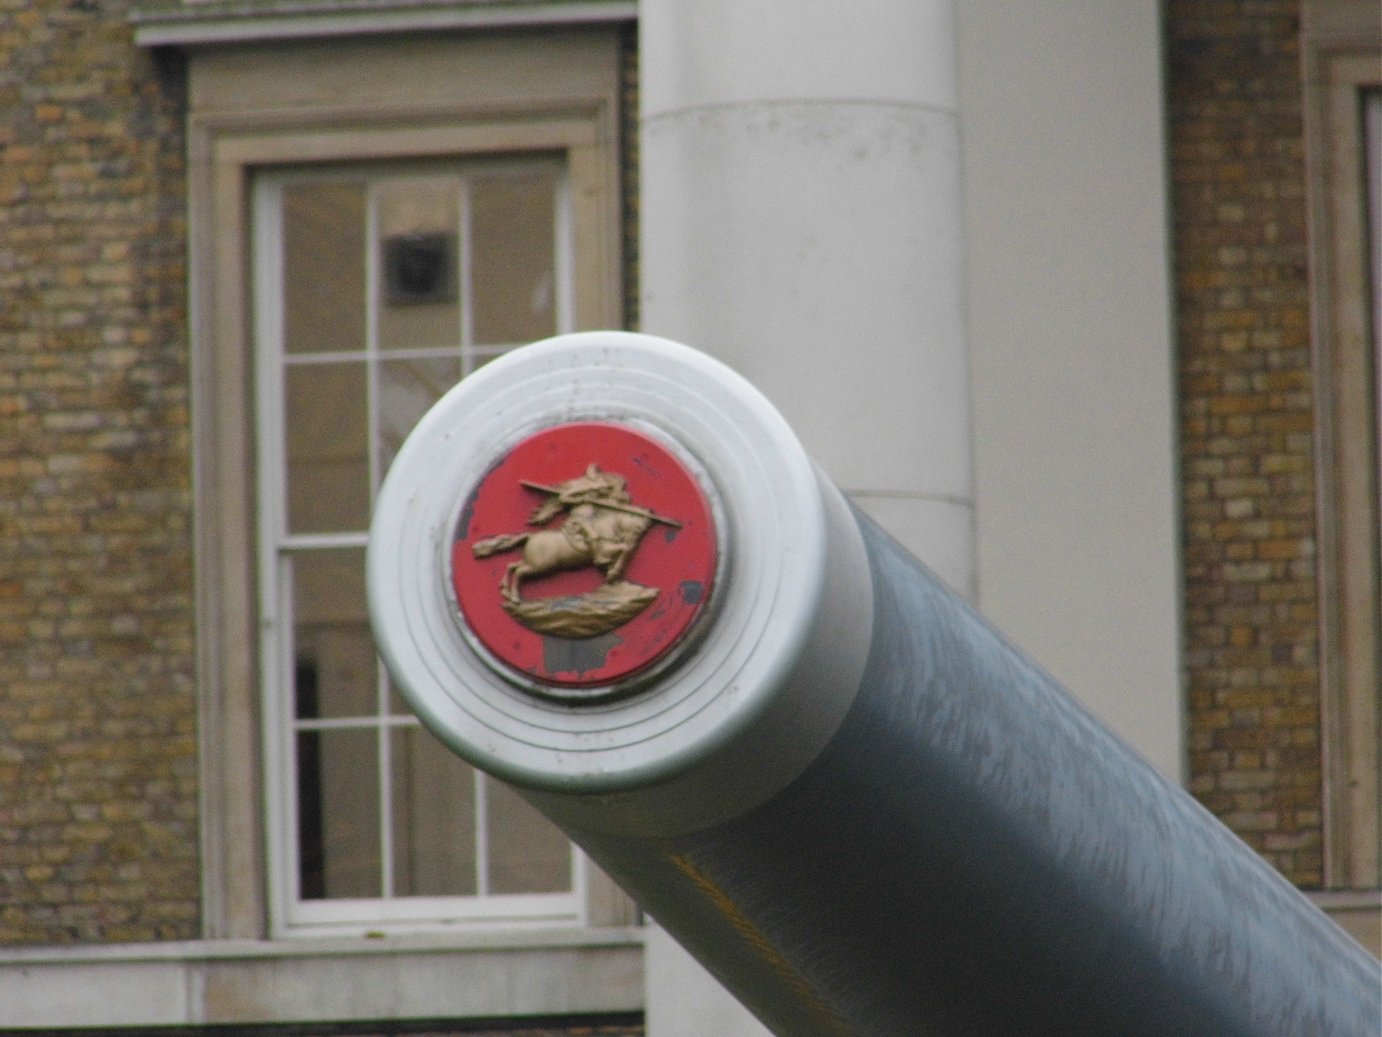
1307,890,1382,957
0,926,645,1029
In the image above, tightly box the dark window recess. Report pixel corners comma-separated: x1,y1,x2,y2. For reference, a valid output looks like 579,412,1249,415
384,233,457,305
295,659,325,900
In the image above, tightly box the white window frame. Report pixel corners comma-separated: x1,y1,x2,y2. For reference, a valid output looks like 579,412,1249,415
251,162,584,933
185,28,632,941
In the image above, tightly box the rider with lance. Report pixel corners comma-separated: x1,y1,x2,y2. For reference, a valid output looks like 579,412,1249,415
472,465,681,630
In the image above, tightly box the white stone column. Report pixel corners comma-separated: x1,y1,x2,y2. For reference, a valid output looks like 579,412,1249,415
638,4,968,1034
639,0,972,595
644,926,774,1037
956,1,1183,778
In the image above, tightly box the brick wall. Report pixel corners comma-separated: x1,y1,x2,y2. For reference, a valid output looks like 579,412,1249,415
1165,1,1324,885
0,0,198,941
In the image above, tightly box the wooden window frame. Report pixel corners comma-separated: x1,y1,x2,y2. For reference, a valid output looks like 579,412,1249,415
186,28,632,939
1302,2,1381,893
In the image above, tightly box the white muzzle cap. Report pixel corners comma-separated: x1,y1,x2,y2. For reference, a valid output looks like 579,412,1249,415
368,331,873,835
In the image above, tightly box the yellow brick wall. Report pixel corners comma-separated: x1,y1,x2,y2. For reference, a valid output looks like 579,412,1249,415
1165,0,1326,886
0,0,198,941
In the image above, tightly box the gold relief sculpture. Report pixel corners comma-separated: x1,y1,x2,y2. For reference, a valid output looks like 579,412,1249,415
471,464,681,638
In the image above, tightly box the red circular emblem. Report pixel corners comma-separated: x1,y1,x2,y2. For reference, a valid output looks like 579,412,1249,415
451,422,718,695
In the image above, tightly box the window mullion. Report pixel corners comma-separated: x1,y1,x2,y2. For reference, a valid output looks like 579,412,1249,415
366,181,383,503
474,770,489,897
279,531,370,552
365,183,396,901
252,174,306,931
555,167,574,335
459,177,476,375
378,722,394,899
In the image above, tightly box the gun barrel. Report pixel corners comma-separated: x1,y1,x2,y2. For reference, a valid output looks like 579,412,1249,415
369,332,1378,1037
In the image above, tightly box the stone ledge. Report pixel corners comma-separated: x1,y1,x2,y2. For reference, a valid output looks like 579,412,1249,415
1309,890,1382,958
129,0,635,48
0,928,645,1028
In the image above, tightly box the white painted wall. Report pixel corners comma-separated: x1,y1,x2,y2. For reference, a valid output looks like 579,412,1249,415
644,927,771,1037
956,1,1184,777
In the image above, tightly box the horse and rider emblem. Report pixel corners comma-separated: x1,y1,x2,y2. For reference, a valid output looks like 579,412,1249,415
471,463,683,639
452,420,717,691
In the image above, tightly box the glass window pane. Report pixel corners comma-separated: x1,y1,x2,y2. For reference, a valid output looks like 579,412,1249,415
377,176,462,351
291,548,372,720
386,673,412,717
471,169,558,347
297,728,380,899
467,346,511,376
283,182,366,354
286,362,370,533
378,357,463,481
391,726,477,896
485,775,571,894
260,158,580,921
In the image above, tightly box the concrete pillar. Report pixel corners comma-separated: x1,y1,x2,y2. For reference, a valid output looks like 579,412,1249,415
644,927,773,1037
639,0,972,595
637,3,968,1032
956,1,1182,777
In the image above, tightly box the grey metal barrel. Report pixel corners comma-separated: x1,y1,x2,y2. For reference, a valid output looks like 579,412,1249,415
369,331,1379,1037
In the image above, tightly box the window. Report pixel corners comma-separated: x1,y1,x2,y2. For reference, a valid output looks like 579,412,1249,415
1302,7,1381,895
253,162,579,929
184,27,630,939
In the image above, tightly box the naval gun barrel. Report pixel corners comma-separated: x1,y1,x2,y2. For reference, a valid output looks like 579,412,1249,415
368,332,1378,1037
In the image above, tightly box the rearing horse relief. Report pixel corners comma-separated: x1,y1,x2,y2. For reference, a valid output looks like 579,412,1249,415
471,464,682,638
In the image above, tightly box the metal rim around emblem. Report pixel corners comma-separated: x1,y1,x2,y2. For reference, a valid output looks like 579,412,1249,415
446,418,726,705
